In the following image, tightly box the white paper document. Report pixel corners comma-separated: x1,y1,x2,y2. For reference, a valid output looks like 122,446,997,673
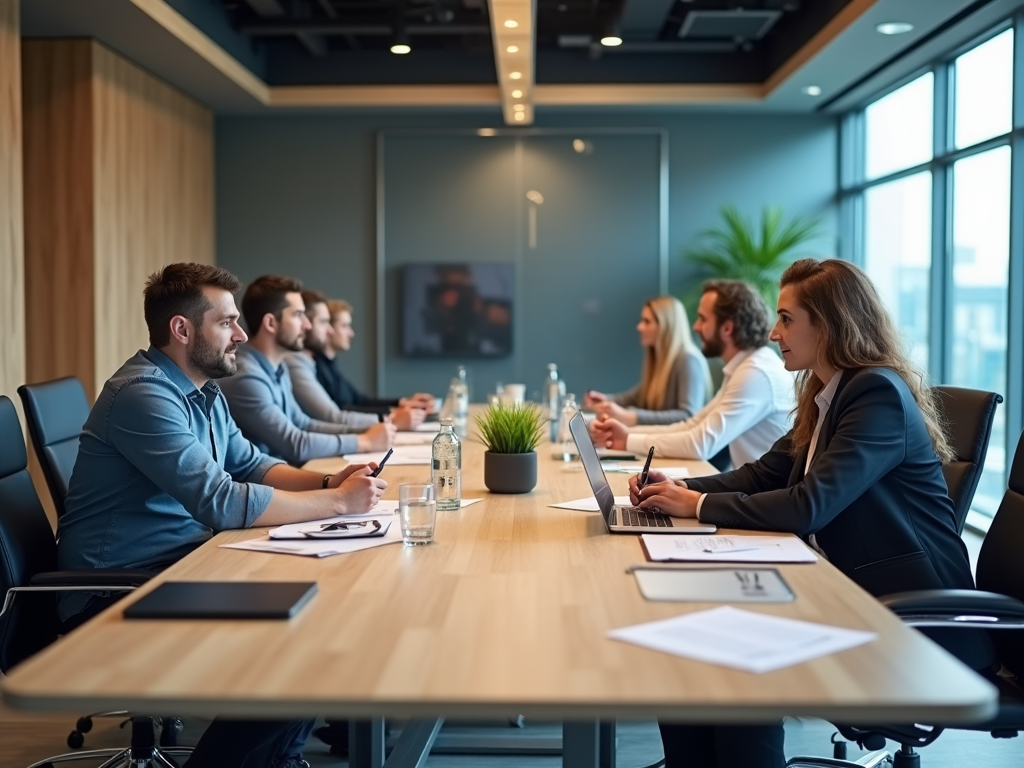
344,445,433,465
267,501,400,540
549,496,631,512
641,534,818,563
221,524,404,558
602,463,690,479
393,432,437,446
415,422,441,432
608,606,876,673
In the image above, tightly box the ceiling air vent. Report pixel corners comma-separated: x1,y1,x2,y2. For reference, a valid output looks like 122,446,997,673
677,10,782,41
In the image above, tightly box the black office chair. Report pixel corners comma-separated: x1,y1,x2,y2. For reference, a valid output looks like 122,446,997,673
0,395,191,768
788,428,1024,768
933,386,1003,533
17,377,92,520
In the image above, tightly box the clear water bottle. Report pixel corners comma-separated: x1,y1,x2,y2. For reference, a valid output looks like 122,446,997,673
452,366,469,438
544,364,566,442
557,393,580,462
432,417,462,511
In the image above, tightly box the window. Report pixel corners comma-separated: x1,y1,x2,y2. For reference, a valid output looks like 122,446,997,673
844,24,1018,527
865,73,933,180
863,173,932,371
950,147,1011,516
954,29,1013,149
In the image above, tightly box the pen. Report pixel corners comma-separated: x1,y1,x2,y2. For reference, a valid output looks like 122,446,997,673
370,448,394,478
703,547,760,554
639,446,656,488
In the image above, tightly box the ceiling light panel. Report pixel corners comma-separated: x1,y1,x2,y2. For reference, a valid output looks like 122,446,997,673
488,0,535,125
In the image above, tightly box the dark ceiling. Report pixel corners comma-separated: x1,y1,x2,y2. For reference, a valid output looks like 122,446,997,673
202,0,856,85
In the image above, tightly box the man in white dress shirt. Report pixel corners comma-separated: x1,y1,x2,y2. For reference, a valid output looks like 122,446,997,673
590,280,794,469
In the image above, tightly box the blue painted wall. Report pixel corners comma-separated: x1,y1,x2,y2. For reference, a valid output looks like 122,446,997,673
216,110,838,397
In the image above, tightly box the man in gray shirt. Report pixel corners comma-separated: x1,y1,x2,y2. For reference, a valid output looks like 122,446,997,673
220,275,395,465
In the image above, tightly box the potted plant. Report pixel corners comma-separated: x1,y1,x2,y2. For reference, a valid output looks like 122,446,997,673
682,204,822,311
476,402,546,494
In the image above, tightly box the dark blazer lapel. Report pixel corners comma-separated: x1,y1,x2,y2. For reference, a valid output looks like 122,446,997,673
796,369,859,481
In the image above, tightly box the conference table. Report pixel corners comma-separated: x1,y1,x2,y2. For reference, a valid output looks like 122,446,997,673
0,427,998,767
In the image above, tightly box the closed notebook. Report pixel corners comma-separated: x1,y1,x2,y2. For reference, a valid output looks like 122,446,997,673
123,581,318,620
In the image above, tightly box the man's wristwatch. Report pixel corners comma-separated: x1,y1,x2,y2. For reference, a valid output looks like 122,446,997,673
322,474,332,489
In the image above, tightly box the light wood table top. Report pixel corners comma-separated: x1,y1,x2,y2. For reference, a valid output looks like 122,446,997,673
1,435,997,725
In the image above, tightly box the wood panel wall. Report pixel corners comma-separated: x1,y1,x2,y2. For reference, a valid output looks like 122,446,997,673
22,40,214,400
0,0,25,408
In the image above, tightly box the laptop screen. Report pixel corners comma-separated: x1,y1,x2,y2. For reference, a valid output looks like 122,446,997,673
568,411,616,527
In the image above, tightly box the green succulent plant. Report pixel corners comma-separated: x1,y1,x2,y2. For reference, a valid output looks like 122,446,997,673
682,205,823,310
475,402,546,454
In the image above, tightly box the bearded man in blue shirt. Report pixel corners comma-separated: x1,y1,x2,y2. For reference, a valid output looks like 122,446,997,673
58,263,384,768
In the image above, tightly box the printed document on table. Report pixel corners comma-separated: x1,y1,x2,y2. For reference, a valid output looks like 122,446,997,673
221,524,403,558
415,422,441,432
393,432,437,446
267,500,399,540
550,496,631,512
642,534,818,563
609,606,876,673
343,445,432,465
602,463,690,479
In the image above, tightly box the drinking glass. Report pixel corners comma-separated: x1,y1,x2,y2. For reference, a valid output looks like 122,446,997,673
399,483,436,546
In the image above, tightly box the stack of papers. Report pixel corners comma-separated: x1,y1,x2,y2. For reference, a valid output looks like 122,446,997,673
609,606,876,673
222,526,403,558
641,534,818,563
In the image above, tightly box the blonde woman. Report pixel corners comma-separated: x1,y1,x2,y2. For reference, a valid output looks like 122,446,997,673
584,296,711,425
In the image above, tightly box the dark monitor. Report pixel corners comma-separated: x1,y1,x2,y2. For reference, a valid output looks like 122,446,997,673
402,263,513,358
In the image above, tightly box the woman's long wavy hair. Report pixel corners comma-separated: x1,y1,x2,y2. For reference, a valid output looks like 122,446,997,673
638,296,711,410
781,259,953,463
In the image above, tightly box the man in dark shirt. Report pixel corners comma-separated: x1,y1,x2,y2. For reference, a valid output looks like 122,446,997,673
315,298,434,415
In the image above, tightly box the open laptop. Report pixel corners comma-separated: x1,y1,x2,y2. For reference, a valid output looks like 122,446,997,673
569,410,717,534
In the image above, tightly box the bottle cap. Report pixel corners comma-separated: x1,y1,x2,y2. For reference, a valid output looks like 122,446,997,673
440,417,454,426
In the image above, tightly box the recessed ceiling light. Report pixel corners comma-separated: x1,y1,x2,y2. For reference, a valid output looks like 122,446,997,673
514,113,525,121
510,71,522,80
507,45,519,53
876,21,914,35
600,36,622,47
477,128,497,137
801,85,822,96
573,139,585,153
504,20,518,28
390,43,411,55
513,104,526,111
511,89,523,98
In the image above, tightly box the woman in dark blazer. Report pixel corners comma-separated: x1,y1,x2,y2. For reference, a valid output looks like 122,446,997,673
629,259,989,768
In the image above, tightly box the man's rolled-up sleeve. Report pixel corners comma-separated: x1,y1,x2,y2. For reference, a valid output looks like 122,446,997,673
104,379,270,530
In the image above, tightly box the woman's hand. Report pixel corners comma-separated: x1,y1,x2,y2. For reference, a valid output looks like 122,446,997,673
589,415,629,450
628,474,699,517
590,400,638,426
329,463,372,487
583,390,607,408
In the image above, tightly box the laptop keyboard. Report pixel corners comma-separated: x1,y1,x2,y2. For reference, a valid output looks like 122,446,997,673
619,506,672,527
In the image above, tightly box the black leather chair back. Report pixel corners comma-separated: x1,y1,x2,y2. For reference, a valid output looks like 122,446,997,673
976,428,1024,678
17,377,90,519
934,386,1003,533
0,396,61,672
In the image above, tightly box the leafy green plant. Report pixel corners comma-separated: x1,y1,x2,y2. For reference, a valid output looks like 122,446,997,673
682,205,822,309
475,402,546,454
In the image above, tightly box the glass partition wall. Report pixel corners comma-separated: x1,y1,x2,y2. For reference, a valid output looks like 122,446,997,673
841,23,1022,529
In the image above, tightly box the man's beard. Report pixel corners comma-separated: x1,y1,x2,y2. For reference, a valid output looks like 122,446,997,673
278,328,305,353
304,332,326,355
190,334,237,379
701,330,725,359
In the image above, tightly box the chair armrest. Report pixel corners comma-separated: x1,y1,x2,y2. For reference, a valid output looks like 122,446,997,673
30,569,155,588
880,589,1024,629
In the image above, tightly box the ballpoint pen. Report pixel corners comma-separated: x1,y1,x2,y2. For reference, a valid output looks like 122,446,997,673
639,446,656,488
370,448,394,478
703,547,760,554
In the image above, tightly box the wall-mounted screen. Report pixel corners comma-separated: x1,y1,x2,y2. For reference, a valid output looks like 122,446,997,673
402,263,513,357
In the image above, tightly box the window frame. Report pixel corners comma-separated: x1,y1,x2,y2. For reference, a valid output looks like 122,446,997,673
840,17,1024,532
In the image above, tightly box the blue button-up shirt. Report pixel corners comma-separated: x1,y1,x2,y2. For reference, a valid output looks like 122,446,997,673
58,347,283,619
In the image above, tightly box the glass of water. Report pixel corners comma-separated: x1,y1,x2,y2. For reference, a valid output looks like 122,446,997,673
399,483,436,546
